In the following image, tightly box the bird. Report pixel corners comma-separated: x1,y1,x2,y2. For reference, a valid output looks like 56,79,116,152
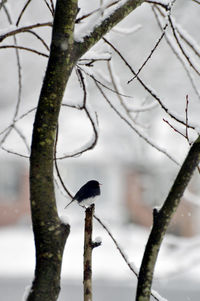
65,180,101,208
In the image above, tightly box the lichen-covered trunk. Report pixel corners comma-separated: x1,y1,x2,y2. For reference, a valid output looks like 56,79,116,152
28,0,78,300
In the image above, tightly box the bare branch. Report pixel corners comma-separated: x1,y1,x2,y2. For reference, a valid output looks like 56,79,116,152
168,15,200,76
185,95,190,143
78,65,133,98
74,0,145,58
0,0,7,10
152,6,200,101
136,135,200,301
13,125,30,153
0,22,52,42
54,125,73,199
16,0,32,26
48,0,55,13
57,69,98,160
26,30,50,51
1,3,23,153
145,0,171,9
103,37,197,130
94,77,179,164
0,107,36,138
75,1,118,24
128,22,168,84
0,45,49,57
163,118,187,140
1,146,29,158
43,0,54,16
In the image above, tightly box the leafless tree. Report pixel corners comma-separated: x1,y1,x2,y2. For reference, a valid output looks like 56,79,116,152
1,1,200,301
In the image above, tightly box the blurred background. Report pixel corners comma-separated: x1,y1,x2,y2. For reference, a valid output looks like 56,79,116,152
1,0,200,300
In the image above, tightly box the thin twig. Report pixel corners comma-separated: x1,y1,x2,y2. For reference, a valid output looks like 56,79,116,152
13,125,30,153
0,45,49,57
128,22,168,84
152,6,200,101
75,1,118,23
168,15,200,76
78,65,133,99
43,0,54,16
16,0,32,26
0,107,36,137
0,0,7,10
163,118,186,140
26,30,50,51
0,22,52,42
54,124,73,199
48,0,55,14
107,60,153,129
103,37,195,130
1,146,29,158
57,69,98,160
185,95,189,143
94,79,179,165
2,4,23,152
145,0,170,9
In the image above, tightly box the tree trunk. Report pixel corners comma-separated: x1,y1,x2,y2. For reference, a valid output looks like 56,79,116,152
28,0,78,300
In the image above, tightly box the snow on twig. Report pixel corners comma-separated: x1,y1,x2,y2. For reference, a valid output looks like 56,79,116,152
127,21,169,84
74,0,131,42
78,64,133,99
103,37,197,130
94,79,179,164
168,15,200,76
112,24,142,35
152,6,200,101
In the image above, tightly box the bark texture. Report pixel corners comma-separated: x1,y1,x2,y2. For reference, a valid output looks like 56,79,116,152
83,205,95,301
28,0,77,300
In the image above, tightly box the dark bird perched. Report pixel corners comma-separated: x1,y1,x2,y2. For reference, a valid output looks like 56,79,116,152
65,180,101,208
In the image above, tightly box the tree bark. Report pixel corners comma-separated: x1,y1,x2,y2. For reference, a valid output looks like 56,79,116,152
28,0,77,300
84,205,95,301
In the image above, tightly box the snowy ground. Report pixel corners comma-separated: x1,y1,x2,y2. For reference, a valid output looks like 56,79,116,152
1,223,200,301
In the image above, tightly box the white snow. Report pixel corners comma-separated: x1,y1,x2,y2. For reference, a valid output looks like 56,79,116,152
21,284,32,301
112,24,142,35
1,223,200,283
59,214,70,225
151,289,168,301
94,236,102,244
74,0,130,42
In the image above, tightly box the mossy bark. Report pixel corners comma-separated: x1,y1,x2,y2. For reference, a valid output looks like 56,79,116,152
28,0,77,300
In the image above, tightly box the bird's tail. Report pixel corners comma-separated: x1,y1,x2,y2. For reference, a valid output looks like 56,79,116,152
64,199,74,209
